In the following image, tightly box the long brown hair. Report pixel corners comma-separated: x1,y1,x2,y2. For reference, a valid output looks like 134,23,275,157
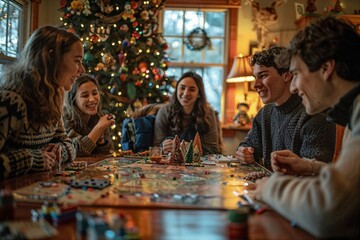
169,71,211,134
63,74,103,134
1,25,81,125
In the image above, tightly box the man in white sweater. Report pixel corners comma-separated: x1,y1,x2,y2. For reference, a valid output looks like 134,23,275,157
253,16,360,239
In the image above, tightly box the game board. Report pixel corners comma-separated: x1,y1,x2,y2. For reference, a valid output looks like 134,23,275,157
13,156,271,210
88,157,271,209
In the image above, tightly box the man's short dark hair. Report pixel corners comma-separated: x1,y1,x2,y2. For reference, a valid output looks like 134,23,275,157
251,46,289,75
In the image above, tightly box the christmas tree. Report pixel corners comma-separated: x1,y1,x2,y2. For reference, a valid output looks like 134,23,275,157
59,0,173,154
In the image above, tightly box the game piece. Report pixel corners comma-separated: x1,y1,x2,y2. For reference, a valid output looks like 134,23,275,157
193,132,203,156
185,140,194,164
169,135,184,165
66,179,111,189
65,161,88,171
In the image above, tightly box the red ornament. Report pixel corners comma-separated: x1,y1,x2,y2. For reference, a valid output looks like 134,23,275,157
131,0,138,9
132,21,138,28
155,74,161,81
138,62,147,73
90,34,99,44
120,73,127,82
152,68,159,74
59,0,67,9
135,81,142,87
132,68,140,75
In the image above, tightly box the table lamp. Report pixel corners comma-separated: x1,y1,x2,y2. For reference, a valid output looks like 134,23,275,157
226,54,255,101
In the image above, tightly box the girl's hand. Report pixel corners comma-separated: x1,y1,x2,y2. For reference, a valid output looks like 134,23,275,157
162,138,174,154
236,146,255,164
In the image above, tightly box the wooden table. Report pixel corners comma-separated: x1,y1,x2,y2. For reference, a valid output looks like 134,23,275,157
0,155,315,240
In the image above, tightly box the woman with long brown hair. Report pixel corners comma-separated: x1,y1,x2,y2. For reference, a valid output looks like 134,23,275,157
153,71,220,155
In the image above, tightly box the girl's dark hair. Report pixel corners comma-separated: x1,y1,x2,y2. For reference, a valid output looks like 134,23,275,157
63,74,103,134
169,71,211,134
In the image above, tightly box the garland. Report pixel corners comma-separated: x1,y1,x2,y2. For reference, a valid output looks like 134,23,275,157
185,27,211,51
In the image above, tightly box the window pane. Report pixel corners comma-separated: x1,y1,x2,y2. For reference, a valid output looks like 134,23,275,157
0,0,22,57
203,67,223,113
166,67,182,79
163,10,183,36
184,11,204,35
205,12,225,37
165,37,182,62
184,46,201,62
204,39,224,64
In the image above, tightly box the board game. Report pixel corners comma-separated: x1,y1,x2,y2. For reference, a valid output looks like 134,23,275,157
13,156,271,210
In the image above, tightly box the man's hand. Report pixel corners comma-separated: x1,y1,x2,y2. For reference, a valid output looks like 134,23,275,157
271,150,311,175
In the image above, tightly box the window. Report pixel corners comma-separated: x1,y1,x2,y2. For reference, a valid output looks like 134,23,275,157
163,9,228,116
0,0,28,79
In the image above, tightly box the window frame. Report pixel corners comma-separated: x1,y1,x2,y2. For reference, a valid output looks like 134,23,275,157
0,0,30,67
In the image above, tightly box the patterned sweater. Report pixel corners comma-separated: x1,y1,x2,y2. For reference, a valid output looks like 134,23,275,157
63,114,113,157
0,90,76,179
240,94,336,170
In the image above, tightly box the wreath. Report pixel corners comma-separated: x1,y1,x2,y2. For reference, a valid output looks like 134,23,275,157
185,27,211,51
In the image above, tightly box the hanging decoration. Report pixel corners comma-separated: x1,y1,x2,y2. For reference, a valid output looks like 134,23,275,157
185,27,211,51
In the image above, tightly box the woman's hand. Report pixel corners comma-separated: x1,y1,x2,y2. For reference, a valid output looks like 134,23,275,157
162,138,174,154
97,114,115,130
42,144,61,170
236,146,255,164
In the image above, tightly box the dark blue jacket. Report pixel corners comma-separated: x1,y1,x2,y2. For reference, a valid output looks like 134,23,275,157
121,115,156,152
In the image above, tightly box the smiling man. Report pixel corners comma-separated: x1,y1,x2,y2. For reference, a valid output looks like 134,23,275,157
235,46,336,170
253,16,360,239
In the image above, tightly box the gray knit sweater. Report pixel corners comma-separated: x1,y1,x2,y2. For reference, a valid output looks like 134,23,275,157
240,94,336,170
0,90,76,179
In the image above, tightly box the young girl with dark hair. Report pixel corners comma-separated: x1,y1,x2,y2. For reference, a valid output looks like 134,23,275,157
63,74,114,156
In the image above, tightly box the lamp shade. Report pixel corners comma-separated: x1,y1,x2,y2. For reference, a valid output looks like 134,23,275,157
226,55,255,83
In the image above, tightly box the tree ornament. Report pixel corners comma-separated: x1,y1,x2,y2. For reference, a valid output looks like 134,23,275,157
70,0,84,12
133,98,143,110
138,62,147,73
122,2,136,22
120,73,128,82
120,24,129,32
102,53,112,64
126,105,134,117
90,34,99,44
185,27,211,51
